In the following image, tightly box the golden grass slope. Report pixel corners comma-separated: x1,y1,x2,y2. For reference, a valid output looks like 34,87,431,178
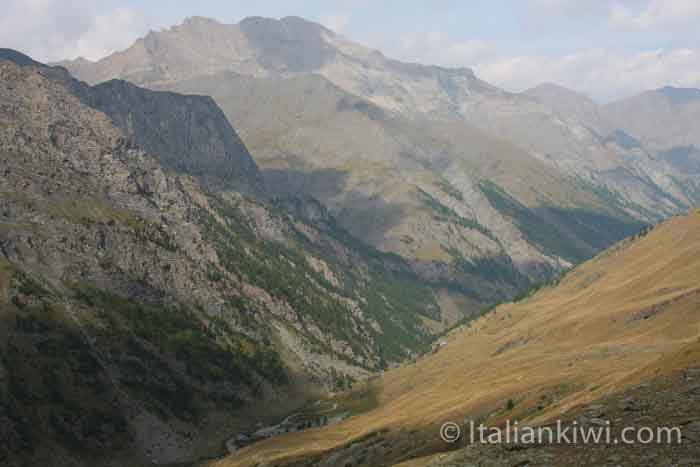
212,211,700,467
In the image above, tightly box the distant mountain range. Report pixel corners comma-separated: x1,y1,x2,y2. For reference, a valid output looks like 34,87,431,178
54,16,700,300
605,86,700,152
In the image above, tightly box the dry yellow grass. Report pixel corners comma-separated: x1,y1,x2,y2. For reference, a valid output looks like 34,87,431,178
212,212,700,467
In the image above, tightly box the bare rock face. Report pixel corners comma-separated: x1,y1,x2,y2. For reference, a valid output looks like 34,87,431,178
525,82,615,138
0,58,451,466
51,18,673,308
82,79,264,195
527,81,700,210
47,17,700,308
604,86,700,152
53,17,687,245
158,70,646,287
237,16,339,72
1,48,264,197
54,17,699,220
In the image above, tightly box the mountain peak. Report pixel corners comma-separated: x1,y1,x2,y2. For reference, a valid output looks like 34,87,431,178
236,15,338,72
70,56,95,64
238,15,333,39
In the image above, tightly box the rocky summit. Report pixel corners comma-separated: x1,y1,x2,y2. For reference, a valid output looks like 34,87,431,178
58,17,694,312
57,17,700,225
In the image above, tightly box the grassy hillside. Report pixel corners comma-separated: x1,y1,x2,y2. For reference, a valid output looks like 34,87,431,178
210,210,700,467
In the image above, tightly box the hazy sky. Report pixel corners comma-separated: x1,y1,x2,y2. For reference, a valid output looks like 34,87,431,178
2,0,700,102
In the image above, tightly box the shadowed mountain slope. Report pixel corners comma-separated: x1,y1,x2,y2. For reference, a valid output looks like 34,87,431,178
0,56,476,467
1,48,264,196
56,17,696,219
157,71,650,301
54,16,674,308
210,210,700,467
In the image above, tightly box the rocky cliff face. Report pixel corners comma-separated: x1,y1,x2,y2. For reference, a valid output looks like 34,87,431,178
54,17,680,310
0,59,287,466
159,71,649,290
56,16,698,220
0,58,453,466
81,79,264,195
2,48,264,196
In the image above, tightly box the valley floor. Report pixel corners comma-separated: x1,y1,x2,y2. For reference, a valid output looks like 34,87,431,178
205,212,700,467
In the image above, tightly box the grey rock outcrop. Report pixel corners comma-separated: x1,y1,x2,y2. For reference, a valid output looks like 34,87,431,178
3,48,264,196
0,56,453,467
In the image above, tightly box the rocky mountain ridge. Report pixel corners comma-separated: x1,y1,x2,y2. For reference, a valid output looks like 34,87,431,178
54,18,664,310
2,12,698,467
526,81,700,208
0,56,462,466
55,17,699,266
56,16,700,222
604,85,700,153
1,48,264,196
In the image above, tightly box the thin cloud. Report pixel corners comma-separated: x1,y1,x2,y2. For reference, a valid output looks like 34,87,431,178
0,0,149,62
474,47,700,102
321,13,351,32
610,0,700,29
363,1,700,101
384,32,494,68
